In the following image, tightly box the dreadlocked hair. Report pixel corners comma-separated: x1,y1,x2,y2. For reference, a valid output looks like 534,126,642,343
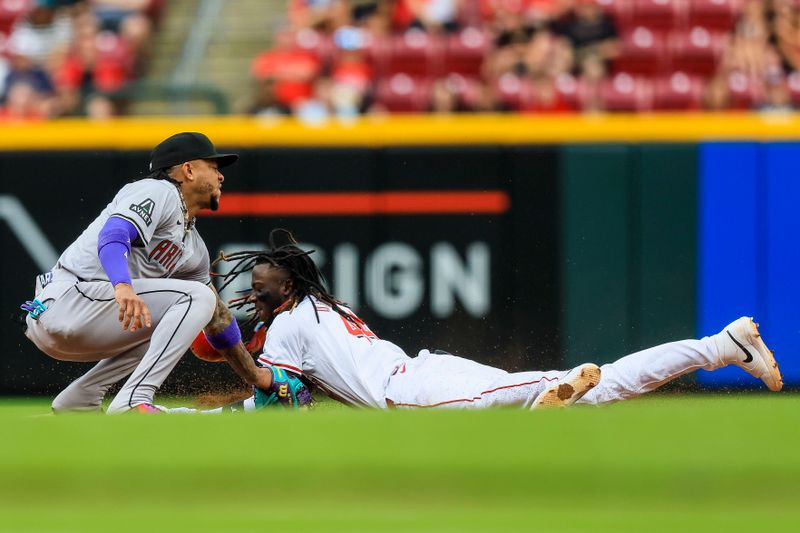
141,167,181,185
215,228,355,325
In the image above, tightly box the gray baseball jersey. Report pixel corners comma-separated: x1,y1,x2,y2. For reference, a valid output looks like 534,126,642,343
25,178,218,413
56,178,210,284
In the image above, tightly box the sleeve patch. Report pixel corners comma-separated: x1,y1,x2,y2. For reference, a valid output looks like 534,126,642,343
129,198,156,226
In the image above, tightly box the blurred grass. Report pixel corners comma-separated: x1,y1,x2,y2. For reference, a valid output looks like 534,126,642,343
1,395,798,532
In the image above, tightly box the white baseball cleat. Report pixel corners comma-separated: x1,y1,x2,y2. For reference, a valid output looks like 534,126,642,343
718,317,782,392
531,363,601,409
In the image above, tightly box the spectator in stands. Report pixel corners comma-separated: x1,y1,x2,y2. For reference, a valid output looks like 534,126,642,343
483,19,534,80
428,75,470,112
91,0,153,61
552,0,619,69
6,4,72,72
724,0,773,79
576,51,605,112
248,77,291,117
55,24,130,116
0,80,49,120
402,0,462,33
288,0,353,34
524,29,572,77
759,71,793,112
83,90,115,118
702,74,732,111
250,32,322,111
329,25,373,116
772,0,800,72
352,0,392,36
524,71,574,112
1,32,57,115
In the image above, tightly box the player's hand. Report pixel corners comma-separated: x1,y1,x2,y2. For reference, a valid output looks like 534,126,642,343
114,283,152,332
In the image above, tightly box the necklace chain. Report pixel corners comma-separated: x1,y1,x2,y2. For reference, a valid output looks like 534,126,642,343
175,184,192,233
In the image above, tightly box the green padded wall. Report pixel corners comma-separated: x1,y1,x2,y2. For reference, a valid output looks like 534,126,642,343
560,145,697,367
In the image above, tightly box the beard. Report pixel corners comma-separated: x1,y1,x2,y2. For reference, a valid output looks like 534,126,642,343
209,193,219,211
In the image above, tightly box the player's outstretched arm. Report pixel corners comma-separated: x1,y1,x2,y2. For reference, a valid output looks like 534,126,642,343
204,288,273,390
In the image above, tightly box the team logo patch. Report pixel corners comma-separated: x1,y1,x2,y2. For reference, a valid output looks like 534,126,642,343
129,198,155,226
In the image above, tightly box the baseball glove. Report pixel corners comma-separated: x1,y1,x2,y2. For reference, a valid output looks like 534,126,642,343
254,366,313,408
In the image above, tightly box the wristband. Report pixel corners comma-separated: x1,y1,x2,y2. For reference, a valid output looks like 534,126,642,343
207,320,242,350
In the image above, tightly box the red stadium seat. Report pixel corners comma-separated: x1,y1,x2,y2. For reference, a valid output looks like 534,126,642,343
597,73,654,111
614,27,669,75
726,71,763,110
687,0,741,32
443,27,488,77
555,73,581,110
629,0,687,31
0,0,31,34
652,72,703,110
374,73,431,112
373,29,444,77
787,71,800,106
669,27,726,76
493,73,527,111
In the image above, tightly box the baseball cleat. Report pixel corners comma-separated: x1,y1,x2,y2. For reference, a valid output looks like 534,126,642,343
720,317,783,392
131,403,166,414
531,363,601,409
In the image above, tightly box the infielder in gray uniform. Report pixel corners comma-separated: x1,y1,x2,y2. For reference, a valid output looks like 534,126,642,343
22,132,274,413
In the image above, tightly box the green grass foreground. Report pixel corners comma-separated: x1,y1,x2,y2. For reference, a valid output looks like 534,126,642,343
0,395,798,533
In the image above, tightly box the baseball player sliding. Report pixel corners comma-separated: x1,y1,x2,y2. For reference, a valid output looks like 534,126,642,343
182,229,782,412
21,132,274,413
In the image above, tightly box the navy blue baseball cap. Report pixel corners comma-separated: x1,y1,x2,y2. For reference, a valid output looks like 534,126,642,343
149,132,239,171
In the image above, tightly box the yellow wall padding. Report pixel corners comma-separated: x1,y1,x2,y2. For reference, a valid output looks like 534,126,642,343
1,113,799,149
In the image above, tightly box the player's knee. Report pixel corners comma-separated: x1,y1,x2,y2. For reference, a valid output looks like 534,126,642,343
51,389,102,414
189,282,216,322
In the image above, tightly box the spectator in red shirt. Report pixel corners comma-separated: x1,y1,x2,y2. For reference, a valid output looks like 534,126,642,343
250,33,322,109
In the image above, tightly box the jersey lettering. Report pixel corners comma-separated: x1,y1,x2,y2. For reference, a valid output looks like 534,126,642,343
339,313,378,340
148,239,183,273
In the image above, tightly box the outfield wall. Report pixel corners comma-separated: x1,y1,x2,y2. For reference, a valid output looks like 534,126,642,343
0,114,797,395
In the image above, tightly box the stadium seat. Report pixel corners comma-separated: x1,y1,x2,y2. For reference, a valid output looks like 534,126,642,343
726,71,763,109
787,71,800,107
374,29,444,77
0,0,30,35
493,73,527,111
443,27,488,77
652,72,703,110
687,0,741,32
614,27,669,75
555,73,581,110
596,73,653,111
669,27,726,76
374,73,431,112
629,0,687,31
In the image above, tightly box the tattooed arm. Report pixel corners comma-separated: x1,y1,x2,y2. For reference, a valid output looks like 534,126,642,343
204,287,273,390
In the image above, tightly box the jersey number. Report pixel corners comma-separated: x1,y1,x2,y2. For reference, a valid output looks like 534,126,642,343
339,313,378,340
